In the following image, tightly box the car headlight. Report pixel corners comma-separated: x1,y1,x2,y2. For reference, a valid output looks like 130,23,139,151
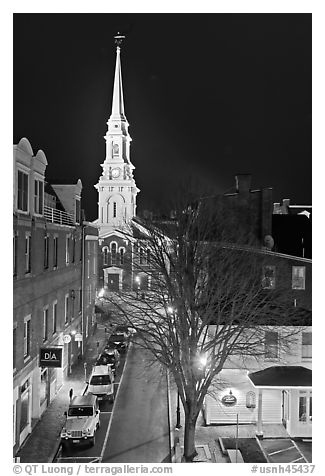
82,430,87,435
67,430,71,435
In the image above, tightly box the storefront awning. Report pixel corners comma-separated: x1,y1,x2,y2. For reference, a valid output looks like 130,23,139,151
248,366,312,388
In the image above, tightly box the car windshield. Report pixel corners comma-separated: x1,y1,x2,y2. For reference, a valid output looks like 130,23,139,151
68,406,93,417
109,334,124,342
90,375,111,385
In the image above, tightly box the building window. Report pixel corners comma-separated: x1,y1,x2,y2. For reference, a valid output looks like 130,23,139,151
113,202,117,218
292,266,306,290
302,332,312,359
53,236,58,268
23,316,31,359
65,236,70,265
72,236,75,263
146,249,151,264
17,170,28,212
13,232,18,277
44,234,49,269
299,392,312,422
43,307,49,342
75,199,81,224
113,143,119,155
262,266,276,289
139,248,144,265
103,247,109,266
52,302,57,334
111,243,117,265
25,233,31,274
64,294,69,324
246,391,256,409
120,248,125,265
40,368,48,406
264,331,279,359
34,179,43,215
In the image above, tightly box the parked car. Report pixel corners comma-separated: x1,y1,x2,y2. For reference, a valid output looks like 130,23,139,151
107,333,128,353
96,348,120,372
87,365,115,402
60,394,100,448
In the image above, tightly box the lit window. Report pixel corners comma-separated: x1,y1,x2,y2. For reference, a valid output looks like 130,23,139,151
264,331,279,358
25,233,31,274
52,302,57,335
111,243,117,265
292,266,306,290
23,316,31,359
43,308,49,342
17,170,28,212
262,266,276,289
44,235,49,269
65,294,69,324
34,179,43,215
302,332,312,359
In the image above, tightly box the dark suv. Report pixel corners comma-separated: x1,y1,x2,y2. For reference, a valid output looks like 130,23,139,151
107,333,128,353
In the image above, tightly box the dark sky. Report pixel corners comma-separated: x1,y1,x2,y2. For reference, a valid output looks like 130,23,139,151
13,13,312,221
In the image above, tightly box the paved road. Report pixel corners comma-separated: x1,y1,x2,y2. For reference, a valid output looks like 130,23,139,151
102,344,171,463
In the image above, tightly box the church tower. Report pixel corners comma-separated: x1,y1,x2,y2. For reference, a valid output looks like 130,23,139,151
95,34,139,238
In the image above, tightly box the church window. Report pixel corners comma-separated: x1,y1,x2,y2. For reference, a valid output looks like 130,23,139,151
113,202,117,218
111,243,117,266
103,247,109,266
120,248,125,265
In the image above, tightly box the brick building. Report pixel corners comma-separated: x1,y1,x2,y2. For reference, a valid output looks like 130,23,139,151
13,138,98,454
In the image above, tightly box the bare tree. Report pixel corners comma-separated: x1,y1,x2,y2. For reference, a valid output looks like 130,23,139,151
105,191,306,462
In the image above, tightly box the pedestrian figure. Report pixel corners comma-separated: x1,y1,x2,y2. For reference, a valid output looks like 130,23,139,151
69,388,73,402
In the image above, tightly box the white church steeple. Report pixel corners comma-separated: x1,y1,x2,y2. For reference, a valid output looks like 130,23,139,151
95,33,139,237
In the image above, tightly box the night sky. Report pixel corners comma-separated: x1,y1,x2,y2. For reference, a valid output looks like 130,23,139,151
13,13,312,221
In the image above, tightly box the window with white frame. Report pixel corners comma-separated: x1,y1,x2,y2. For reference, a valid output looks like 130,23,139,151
17,170,29,212
43,307,49,342
44,234,49,269
292,266,306,290
299,391,312,422
53,236,58,268
64,294,69,324
302,332,312,359
52,301,57,335
120,247,125,265
111,242,117,265
264,330,279,358
65,235,70,265
23,316,31,359
103,247,109,266
34,179,43,215
25,233,31,274
262,265,276,289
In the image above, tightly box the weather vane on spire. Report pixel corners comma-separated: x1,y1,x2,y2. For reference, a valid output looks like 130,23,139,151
114,32,125,48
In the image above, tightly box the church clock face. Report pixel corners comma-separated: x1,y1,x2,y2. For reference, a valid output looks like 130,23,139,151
111,167,121,178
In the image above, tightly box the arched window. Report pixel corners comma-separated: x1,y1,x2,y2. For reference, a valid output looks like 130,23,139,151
111,242,117,266
246,391,256,409
102,247,109,266
120,248,125,265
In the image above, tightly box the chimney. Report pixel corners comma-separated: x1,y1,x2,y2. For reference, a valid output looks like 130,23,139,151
235,174,252,194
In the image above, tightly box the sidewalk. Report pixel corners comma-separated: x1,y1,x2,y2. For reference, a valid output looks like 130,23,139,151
16,324,108,463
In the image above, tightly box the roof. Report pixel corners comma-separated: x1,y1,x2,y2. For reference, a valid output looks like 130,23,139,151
70,394,97,406
248,366,312,388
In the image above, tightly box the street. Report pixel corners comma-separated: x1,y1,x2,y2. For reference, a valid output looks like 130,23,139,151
54,341,171,463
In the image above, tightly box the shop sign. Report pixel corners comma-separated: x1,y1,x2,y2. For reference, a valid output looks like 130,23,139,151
63,334,71,344
75,333,83,342
221,392,237,406
39,347,63,368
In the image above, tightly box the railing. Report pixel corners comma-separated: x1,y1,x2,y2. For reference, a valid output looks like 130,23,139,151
44,205,75,226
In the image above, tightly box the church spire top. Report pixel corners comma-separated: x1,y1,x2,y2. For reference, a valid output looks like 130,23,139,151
111,32,126,121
